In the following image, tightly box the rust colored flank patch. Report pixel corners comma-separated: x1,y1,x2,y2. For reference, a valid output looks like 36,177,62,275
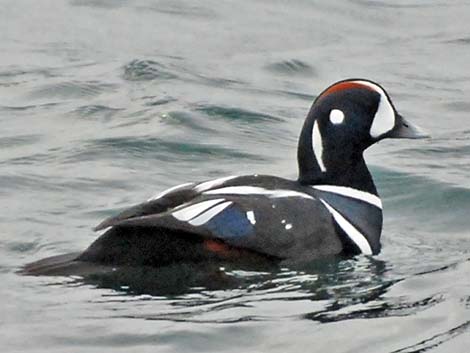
204,239,238,257
203,239,263,259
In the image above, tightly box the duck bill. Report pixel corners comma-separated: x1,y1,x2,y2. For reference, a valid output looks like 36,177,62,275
387,114,430,139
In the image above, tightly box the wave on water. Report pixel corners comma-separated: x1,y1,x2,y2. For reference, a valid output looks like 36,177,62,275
73,105,123,121
72,136,266,162
195,105,284,123
375,167,470,221
265,59,316,76
123,60,178,81
28,80,118,99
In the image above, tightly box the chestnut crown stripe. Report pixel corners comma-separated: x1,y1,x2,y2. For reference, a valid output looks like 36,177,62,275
317,80,396,139
319,81,376,99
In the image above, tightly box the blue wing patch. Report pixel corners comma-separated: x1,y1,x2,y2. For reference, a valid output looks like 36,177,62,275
205,206,254,238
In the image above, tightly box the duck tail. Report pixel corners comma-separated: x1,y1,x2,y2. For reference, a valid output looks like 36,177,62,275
18,252,113,276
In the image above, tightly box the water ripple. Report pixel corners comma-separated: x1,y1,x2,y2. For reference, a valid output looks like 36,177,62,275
29,81,117,99
72,136,265,162
391,320,470,353
73,105,123,120
123,60,177,81
70,0,129,9
136,2,216,19
265,59,316,76
0,134,42,148
195,105,284,123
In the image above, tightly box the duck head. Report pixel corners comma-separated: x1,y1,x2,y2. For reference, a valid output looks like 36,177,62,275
297,79,428,193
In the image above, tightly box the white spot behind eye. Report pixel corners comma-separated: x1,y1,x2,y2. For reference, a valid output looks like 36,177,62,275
329,109,345,124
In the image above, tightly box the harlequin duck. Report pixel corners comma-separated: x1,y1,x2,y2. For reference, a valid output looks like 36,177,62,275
23,79,428,274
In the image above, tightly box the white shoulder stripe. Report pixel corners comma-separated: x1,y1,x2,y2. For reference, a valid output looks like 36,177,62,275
204,186,314,199
319,198,373,255
172,198,225,221
148,182,194,201
194,175,238,192
313,185,382,209
189,201,233,226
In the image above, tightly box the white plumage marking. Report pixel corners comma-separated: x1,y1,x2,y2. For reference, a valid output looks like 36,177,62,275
312,120,326,172
194,175,238,192
189,201,233,226
204,186,314,199
354,80,395,138
285,223,293,230
246,210,256,225
172,198,225,221
329,109,345,124
319,198,373,255
96,226,112,235
313,185,382,209
148,182,194,201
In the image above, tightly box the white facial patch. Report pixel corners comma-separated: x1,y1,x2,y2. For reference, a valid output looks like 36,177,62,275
353,80,395,138
329,109,345,124
312,120,326,172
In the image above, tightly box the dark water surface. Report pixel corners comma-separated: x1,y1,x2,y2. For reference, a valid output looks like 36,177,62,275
2,1,470,352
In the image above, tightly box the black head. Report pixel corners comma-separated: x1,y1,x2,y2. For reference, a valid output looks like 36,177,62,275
297,79,428,192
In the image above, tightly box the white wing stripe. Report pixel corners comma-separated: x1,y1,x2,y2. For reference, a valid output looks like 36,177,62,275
313,185,382,209
148,182,194,201
319,198,373,255
172,199,225,221
194,175,238,192
204,186,314,199
189,201,233,226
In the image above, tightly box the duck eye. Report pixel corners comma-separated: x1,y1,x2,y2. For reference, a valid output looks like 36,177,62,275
329,109,345,124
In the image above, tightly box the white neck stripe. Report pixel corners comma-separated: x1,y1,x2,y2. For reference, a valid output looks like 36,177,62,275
312,120,326,172
313,185,382,209
320,198,373,255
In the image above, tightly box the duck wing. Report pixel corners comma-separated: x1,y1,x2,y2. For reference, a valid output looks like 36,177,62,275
94,181,197,231
95,176,342,260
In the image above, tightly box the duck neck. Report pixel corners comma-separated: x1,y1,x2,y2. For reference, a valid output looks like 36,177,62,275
296,119,378,195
